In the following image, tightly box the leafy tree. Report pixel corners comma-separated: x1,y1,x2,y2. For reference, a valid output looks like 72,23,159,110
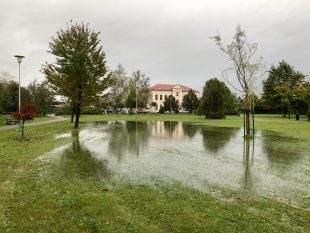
273,81,296,119
296,82,310,121
0,71,15,81
159,95,179,114
211,25,265,136
182,90,199,114
262,60,305,116
125,70,150,112
27,81,55,116
42,22,110,128
201,78,239,118
0,80,30,113
202,79,225,119
108,64,127,113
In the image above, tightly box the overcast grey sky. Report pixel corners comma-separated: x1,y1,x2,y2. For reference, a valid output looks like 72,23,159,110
0,0,309,92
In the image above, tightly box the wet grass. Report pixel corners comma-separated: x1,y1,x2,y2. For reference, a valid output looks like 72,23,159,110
0,116,309,232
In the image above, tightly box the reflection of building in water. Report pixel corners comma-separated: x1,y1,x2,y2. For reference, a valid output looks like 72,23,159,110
150,121,187,139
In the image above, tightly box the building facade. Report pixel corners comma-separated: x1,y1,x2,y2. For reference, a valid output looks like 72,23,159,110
148,84,199,112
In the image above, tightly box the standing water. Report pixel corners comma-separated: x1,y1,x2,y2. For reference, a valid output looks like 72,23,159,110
50,121,309,207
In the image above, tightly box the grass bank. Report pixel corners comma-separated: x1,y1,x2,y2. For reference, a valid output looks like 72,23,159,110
0,115,308,232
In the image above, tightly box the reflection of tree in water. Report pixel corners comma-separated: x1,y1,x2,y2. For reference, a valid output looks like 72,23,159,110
108,122,129,161
125,121,150,154
201,127,238,152
261,130,301,170
57,130,110,180
108,121,151,157
163,121,178,135
241,139,254,193
182,123,199,138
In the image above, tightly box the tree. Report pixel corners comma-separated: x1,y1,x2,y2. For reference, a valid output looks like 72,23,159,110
159,95,179,114
201,78,239,118
27,81,55,116
273,81,296,119
108,64,127,113
182,90,199,114
211,25,265,136
12,104,38,138
42,22,110,128
0,79,30,114
125,70,150,113
201,79,225,119
296,82,310,121
0,71,15,81
262,60,305,116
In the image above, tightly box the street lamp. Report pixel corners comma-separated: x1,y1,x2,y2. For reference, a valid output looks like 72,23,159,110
14,55,25,113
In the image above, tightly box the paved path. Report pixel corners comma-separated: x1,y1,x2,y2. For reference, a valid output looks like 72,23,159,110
0,116,67,131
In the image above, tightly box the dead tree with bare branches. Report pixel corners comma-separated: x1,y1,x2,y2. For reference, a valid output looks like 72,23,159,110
211,25,265,137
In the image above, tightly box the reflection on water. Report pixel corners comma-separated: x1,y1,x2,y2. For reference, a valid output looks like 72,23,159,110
53,130,111,181
201,127,238,153
52,121,309,206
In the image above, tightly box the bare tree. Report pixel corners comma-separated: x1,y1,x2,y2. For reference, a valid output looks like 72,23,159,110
211,25,265,137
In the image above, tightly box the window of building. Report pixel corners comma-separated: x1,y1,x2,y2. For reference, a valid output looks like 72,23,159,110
176,92,179,97
160,95,162,100
155,95,158,100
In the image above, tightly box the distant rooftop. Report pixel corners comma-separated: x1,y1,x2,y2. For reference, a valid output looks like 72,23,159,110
149,84,199,93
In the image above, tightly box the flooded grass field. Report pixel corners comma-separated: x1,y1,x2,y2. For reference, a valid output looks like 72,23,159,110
49,121,309,208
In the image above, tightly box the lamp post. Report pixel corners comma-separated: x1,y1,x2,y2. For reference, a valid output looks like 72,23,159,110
14,55,25,113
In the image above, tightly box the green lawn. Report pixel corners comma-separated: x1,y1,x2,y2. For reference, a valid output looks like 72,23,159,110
0,114,309,232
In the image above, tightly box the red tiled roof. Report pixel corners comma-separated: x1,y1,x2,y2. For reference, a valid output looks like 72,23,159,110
149,84,199,92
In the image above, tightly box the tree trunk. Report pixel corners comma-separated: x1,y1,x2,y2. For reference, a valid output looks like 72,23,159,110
71,103,75,123
243,111,245,136
245,110,250,136
21,120,25,138
74,102,81,129
252,111,255,135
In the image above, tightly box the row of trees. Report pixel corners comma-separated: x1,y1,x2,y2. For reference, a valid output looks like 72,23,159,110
108,65,150,113
0,74,55,116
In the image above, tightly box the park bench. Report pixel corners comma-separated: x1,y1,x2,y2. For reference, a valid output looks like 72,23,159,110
5,116,19,125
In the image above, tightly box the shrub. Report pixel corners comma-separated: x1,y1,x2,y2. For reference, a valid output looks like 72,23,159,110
55,105,103,115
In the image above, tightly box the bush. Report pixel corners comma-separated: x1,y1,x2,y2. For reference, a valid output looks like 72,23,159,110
55,105,103,115
82,106,103,115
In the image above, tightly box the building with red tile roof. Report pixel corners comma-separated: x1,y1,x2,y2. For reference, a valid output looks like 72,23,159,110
148,84,199,112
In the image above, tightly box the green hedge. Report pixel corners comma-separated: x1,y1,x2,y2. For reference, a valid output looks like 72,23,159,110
55,105,103,115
